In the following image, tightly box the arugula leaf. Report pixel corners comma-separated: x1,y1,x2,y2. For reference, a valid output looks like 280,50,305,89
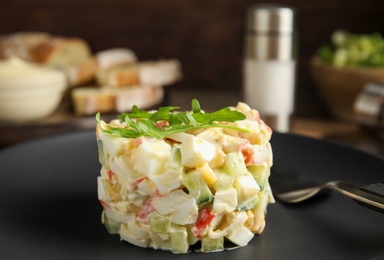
137,120,164,139
191,99,201,113
96,99,250,139
117,105,151,120
149,106,178,122
210,107,246,122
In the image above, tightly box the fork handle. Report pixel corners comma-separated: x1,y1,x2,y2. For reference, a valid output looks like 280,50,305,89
330,182,384,214
354,183,384,213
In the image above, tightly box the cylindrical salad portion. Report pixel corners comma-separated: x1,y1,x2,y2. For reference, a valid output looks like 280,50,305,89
96,100,274,253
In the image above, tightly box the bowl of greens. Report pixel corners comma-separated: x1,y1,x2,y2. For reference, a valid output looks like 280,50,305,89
311,30,384,121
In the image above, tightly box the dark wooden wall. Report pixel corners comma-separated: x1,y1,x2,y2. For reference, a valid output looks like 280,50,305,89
1,0,383,116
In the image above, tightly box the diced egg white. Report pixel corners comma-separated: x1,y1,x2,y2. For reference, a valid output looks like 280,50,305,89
226,225,254,246
99,133,128,157
166,132,192,143
267,143,273,166
235,120,260,133
150,168,182,195
235,102,252,113
196,128,221,145
234,175,260,199
179,135,215,167
97,176,109,202
133,139,171,177
212,187,238,214
170,197,198,225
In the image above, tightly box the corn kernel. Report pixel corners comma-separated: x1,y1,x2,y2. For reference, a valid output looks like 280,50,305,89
209,148,225,169
197,163,217,185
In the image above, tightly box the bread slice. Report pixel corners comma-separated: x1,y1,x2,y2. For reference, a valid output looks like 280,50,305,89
63,48,139,87
96,59,182,87
65,57,98,87
0,32,91,67
97,65,140,87
71,85,164,116
95,48,137,70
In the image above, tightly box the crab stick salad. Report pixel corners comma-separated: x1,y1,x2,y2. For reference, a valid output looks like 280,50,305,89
95,99,274,253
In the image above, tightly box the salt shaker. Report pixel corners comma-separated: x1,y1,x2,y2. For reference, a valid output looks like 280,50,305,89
243,4,296,132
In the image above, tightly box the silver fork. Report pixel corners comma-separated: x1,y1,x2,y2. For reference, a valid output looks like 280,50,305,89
269,160,384,213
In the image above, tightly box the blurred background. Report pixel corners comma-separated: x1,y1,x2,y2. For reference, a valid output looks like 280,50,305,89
1,0,384,155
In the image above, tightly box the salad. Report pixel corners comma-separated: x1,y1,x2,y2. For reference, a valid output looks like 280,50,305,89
96,99,274,253
316,30,384,68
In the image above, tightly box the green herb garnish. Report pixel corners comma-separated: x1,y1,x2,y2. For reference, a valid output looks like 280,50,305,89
96,99,250,139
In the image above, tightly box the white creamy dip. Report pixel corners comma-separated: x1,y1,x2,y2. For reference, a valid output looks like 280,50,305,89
0,57,67,121
0,57,66,90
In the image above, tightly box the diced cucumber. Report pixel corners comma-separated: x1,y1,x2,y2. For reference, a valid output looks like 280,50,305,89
212,169,235,191
200,236,224,252
151,232,171,250
167,146,183,172
252,191,269,220
170,225,189,254
102,211,121,234
221,152,248,176
236,194,259,211
149,214,171,233
182,170,214,205
248,165,268,190
186,224,200,246
97,139,109,167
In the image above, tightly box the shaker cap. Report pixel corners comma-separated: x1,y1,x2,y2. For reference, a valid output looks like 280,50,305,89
247,4,295,34
245,4,296,60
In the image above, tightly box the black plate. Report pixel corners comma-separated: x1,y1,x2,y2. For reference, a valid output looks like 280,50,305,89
0,131,383,260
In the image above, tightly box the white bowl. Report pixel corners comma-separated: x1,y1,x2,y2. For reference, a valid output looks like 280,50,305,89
0,58,67,122
0,84,65,122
